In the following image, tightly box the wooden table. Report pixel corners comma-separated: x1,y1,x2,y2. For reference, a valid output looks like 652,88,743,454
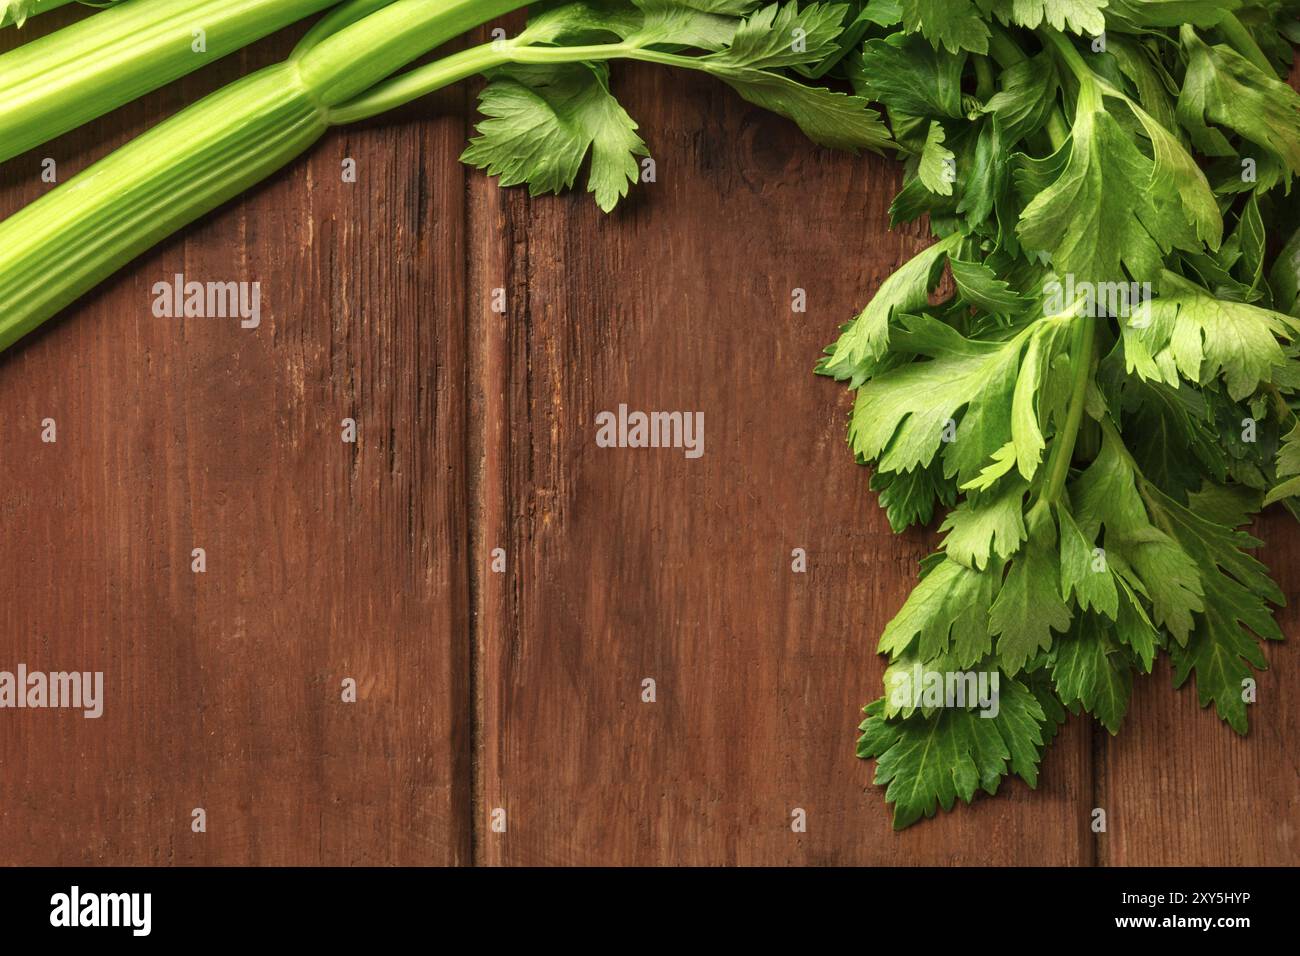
1,10,1295,866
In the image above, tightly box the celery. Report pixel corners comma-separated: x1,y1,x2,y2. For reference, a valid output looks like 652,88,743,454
0,0,890,352
0,0,344,163
0,0,525,350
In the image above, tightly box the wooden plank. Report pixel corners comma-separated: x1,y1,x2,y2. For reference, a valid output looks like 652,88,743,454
0,15,471,864
465,13,532,867
471,64,1092,865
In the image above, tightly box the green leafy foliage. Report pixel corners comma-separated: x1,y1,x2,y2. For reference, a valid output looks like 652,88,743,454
463,63,648,212
0,0,38,27
1052,614,1133,733
838,3,1299,826
1178,25,1300,181
900,0,990,55
464,1,891,209
858,678,1054,829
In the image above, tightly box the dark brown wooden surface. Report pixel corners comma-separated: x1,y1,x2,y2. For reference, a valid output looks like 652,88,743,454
0,13,472,866
0,9,1295,866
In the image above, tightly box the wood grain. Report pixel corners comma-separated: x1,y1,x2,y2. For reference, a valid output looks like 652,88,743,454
470,64,1091,866
0,8,1295,867
0,13,471,865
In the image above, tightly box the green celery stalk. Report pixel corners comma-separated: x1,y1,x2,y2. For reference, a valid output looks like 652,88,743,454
0,0,890,351
0,64,325,349
0,0,529,351
0,0,346,163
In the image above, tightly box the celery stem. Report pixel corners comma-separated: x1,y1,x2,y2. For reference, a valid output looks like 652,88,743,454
297,0,528,107
1045,110,1069,151
328,42,509,125
0,0,531,351
1040,28,1093,87
1036,315,1097,513
330,42,696,125
0,0,342,164
974,56,994,100
986,22,1027,68
293,0,396,57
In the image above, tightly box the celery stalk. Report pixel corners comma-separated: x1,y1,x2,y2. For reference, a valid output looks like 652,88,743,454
0,0,528,350
0,63,325,350
294,0,514,106
0,0,884,352
0,0,344,163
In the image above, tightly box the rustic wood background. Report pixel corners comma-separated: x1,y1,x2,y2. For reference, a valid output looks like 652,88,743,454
1,9,1295,867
